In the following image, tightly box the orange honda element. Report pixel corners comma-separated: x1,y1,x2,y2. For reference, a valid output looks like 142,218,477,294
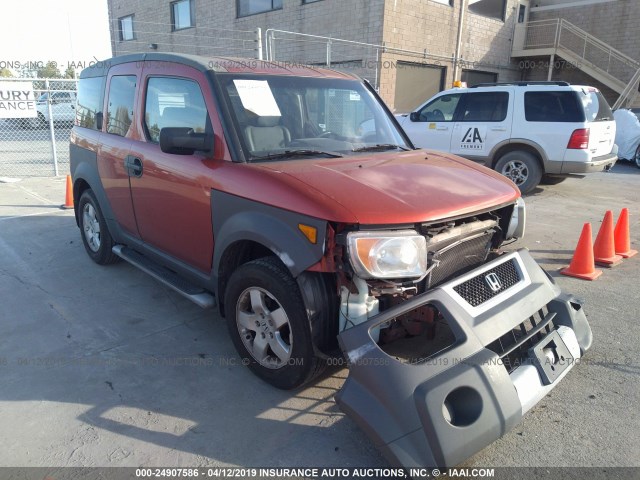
70,53,593,470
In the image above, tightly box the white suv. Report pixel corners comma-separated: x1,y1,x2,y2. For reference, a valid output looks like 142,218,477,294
396,82,617,193
28,91,76,128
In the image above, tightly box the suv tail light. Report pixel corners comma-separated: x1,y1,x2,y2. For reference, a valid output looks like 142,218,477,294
567,128,590,149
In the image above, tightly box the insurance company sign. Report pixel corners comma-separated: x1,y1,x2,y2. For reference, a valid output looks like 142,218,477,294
0,81,37,118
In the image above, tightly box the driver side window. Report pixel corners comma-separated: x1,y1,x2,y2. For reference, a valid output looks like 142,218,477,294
416,94,461,122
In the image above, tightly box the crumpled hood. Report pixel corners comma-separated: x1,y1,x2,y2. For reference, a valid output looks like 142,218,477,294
259,149,520,225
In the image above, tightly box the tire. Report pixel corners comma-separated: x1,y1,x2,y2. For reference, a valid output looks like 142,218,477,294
635,144,640,169
494,151,542,195
540,174,568,185
224,257,325,390
26,113,46,129
78,189,120,265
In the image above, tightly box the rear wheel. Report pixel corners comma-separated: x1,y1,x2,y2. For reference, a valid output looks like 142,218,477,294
78,189,120,265
495,151,542,194
224,257,325,389
635,144,640,169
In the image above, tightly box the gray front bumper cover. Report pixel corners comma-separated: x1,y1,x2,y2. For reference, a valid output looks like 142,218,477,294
335,249,592,469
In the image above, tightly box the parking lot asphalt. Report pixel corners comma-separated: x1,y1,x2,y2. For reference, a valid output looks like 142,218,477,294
0,163,639,470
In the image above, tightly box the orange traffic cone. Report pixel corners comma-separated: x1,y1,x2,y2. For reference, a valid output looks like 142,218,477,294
61,175,74,210
561,223,602,281
593,210,623,267
614,208,638,258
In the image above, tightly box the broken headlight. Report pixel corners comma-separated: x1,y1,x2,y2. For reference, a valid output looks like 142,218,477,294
347,230,427,279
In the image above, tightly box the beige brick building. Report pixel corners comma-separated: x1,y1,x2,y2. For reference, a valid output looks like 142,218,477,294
106,0,638,111
107,0,525,112
523,0,640,107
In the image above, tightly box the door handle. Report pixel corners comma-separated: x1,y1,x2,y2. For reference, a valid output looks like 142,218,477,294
491,127,507,132
124,155,143,178
436,126,449,131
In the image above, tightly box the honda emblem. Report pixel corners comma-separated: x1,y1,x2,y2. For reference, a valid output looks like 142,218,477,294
485,272,502,292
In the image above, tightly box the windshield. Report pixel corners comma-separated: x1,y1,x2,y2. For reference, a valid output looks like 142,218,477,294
217,74,411,161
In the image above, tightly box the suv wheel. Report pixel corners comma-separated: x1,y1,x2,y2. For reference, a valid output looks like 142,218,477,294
26,113,46,129
224,257,325,390
78,189,120,265
635,145,640,169
495,151,542,194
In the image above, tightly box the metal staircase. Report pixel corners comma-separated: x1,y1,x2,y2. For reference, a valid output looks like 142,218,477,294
513,18,640,109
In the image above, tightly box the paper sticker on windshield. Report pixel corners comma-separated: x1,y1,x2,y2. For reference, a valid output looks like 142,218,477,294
233,80,281,117
349,91,361,101
459,126,487,152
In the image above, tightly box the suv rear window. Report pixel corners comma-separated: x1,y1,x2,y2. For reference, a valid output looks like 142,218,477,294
524,91,584,122
579,90,613,122
106,75,136,137
76,77,105,130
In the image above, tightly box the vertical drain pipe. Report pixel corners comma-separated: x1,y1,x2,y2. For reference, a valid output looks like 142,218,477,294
453,0,467,83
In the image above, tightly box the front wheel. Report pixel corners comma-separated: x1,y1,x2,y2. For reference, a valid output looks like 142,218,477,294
635,144,640,169
495,151,542,195
78,189,120,265
224,257,325,389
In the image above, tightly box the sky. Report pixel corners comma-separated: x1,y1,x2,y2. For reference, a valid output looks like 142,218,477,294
0,0,111,75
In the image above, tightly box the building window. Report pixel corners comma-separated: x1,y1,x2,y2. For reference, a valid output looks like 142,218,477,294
468,0,506,21
518,4,526,23
119,15,134,41
430,0,453,6
237,0,283,17
172,0,195,31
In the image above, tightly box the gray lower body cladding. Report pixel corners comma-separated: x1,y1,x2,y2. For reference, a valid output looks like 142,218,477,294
335,249,592,469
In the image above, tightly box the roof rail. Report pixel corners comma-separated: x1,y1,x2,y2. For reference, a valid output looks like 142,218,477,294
469,81,571,88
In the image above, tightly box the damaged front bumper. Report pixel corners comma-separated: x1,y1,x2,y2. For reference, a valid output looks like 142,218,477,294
335,249,592,469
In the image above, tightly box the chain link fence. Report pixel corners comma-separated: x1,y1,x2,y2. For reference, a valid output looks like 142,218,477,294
0,78,77,178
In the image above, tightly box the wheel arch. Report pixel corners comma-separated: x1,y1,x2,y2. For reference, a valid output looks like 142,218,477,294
491,140,546,172
73,178,92,226
216,239,278,317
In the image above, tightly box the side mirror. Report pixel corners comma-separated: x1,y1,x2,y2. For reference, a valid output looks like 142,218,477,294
160,127,212,155
410,112,421,122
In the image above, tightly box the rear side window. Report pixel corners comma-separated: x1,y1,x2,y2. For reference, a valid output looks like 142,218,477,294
76,77,105,130
580,90,613,122
144,77,209,143
459,92,508,122
524,91,584,122
106,75,136,137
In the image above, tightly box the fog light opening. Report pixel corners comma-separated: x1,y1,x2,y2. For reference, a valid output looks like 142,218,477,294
442,387,483,427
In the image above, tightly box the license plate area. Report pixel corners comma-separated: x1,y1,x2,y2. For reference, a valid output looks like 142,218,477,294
529,330,574,385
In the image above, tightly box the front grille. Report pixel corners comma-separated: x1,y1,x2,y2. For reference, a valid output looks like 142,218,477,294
486,308,556,374
428,231,494,287
453,258,520,307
